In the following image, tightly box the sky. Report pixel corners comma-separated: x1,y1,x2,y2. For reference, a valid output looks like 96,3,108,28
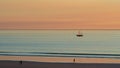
0,0,120,29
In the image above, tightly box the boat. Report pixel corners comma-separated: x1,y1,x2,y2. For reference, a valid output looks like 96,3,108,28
76,31,83,37
76,34,83,37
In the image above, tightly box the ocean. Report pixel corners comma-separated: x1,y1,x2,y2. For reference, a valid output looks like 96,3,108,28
0,30,120,58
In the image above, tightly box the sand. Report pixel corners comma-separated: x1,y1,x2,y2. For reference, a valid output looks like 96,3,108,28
0,56,120,63
0,61,120,68
1,56,120,68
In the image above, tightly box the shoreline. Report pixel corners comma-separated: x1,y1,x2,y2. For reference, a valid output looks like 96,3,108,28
1,56,120,63
1,61,120,68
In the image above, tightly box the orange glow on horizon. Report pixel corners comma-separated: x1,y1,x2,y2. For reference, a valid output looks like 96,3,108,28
0,0,120,29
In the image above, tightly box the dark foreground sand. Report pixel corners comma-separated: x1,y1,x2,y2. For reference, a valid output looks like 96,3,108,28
0,61,120,68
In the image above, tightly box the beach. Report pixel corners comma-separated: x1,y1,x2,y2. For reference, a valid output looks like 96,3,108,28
1,61,120,68
1,56,120,68
1,56,120,63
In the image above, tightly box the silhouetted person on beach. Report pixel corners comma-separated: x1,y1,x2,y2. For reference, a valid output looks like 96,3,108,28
73,58,75,63
19,60,23,65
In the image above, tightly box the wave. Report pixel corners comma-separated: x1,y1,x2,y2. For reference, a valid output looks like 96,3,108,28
0,51,120,59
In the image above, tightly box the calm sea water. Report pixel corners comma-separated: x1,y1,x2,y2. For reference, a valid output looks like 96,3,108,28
0,30,120,58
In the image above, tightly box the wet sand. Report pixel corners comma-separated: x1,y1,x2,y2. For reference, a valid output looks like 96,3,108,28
0,60,120,68
1,56,120,63
1,56,120,68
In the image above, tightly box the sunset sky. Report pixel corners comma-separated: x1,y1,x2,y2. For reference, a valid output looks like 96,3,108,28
0,0,120,29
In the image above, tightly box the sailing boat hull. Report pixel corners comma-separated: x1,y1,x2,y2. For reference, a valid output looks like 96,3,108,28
76,34,83,37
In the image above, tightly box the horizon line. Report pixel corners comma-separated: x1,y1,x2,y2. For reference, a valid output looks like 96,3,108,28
0,29,120,30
